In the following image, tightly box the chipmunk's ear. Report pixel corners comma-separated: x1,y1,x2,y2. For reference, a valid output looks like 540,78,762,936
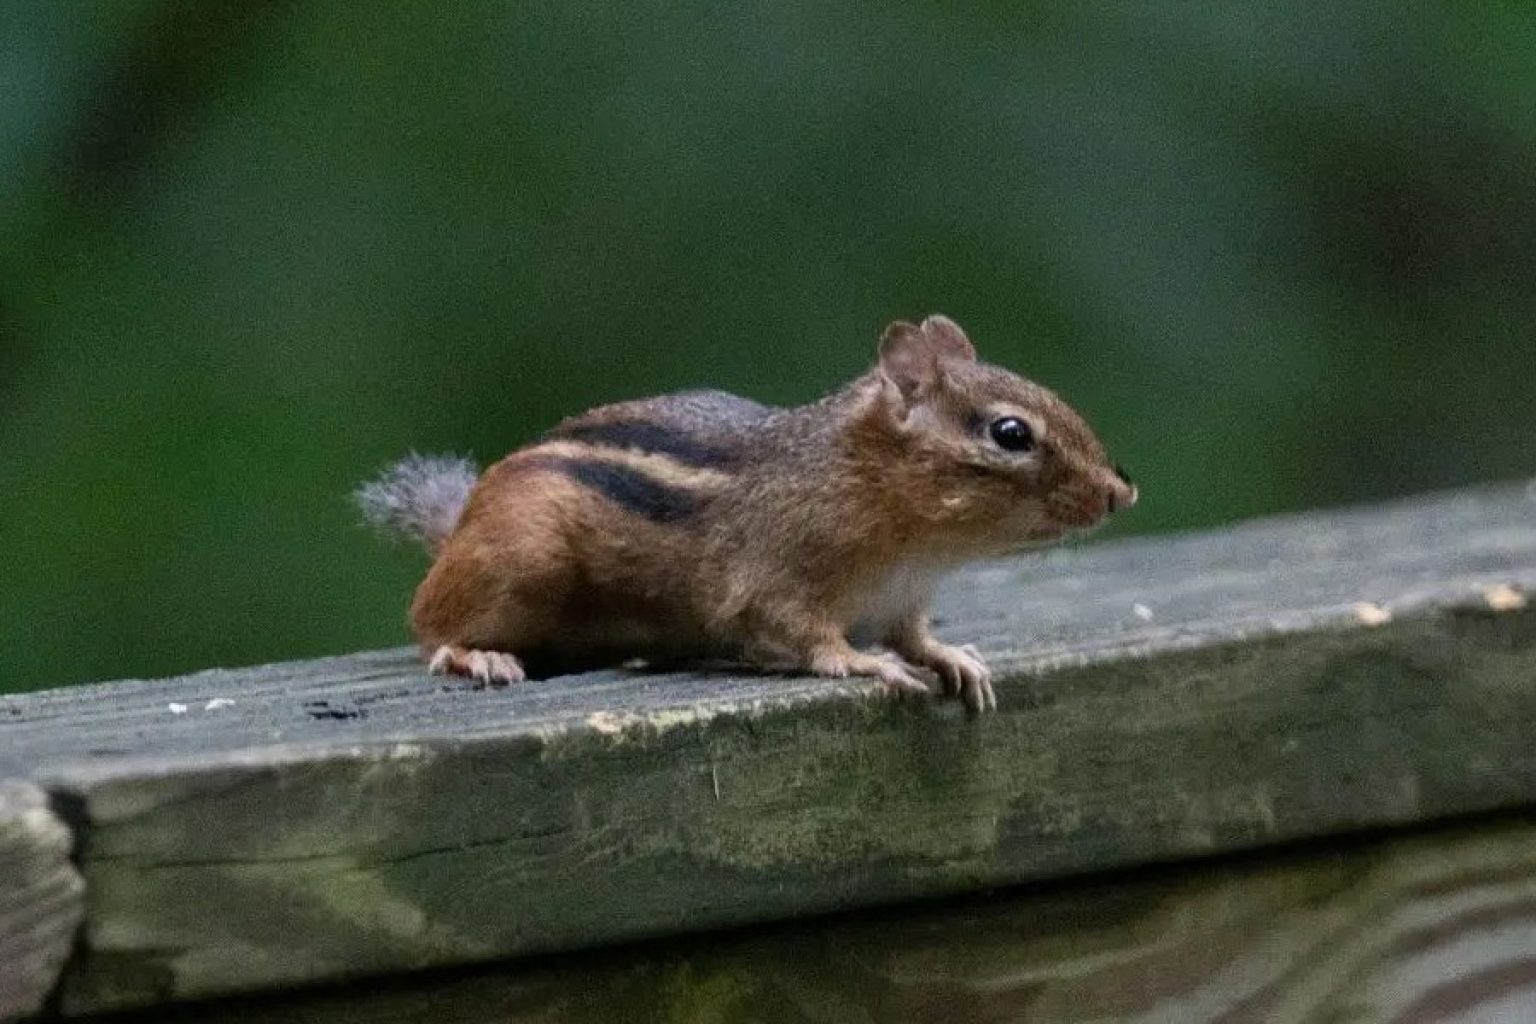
919,314,976,363
878,315,975,401
879,320,936,401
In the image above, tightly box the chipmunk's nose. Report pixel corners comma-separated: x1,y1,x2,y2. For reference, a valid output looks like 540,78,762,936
1106,464,1137,514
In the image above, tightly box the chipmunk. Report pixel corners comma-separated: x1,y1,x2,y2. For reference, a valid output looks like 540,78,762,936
357,315,1135,712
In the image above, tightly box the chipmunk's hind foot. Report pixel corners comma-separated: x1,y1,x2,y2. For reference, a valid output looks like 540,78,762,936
427,645,526,685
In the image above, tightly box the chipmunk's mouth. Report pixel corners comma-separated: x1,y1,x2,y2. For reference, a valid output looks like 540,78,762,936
1020,512,1110,550
1044,472,1136,531
1009,527,1085,553
988,499,1111,554
1046,500,1111,531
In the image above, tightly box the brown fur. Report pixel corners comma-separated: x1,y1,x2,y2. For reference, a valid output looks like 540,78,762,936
405,315,1135,710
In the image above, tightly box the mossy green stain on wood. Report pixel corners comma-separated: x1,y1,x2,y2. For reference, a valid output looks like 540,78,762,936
95,815,1536,1024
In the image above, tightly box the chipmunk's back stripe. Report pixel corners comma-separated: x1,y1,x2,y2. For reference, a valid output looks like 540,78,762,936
522,455,699,524
550,421,739,470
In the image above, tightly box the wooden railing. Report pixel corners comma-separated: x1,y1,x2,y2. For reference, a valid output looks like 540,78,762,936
3,481,1534,1020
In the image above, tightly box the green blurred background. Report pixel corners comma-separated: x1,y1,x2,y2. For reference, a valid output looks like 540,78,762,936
3,3,1532,693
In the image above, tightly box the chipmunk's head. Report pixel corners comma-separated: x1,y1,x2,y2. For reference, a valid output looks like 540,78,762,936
874,314,1136,552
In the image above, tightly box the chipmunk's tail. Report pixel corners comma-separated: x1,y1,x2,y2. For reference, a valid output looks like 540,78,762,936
354,453,479,553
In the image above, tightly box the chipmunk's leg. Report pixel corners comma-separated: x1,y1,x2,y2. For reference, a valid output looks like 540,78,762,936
808,637,932,699
413,556,538,686
411,529,559,689
886,612,994,711
426,645,526,685
409,458,593,688
745,613,932,700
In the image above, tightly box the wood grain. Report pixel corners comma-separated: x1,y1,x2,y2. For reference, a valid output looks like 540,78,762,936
0,781,84,1022
3,481,1535,1014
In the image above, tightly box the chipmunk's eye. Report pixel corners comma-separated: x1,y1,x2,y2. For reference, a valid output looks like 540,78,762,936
989,416,1035,453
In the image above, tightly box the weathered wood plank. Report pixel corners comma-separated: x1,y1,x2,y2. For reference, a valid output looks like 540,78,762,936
97,814,1536,1024
3,481,1535,1014
0,782,84,1022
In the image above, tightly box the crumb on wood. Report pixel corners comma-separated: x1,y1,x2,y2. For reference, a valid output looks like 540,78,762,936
167,702,188,714
1481,584,1528,612
1352,602,1392,627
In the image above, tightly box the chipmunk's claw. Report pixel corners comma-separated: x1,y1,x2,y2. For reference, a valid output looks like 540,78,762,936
922,643,995,712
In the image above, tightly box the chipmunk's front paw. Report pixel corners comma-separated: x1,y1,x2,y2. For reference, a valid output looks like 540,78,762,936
427,645,526,685
869,655,933,700
810,648,932,701
919,643,994,712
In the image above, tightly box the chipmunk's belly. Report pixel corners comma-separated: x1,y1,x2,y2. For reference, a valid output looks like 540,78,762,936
849,561,942,641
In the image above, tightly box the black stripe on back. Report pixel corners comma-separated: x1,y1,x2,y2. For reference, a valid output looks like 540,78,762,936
525,455,699,524
551,421,739,470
